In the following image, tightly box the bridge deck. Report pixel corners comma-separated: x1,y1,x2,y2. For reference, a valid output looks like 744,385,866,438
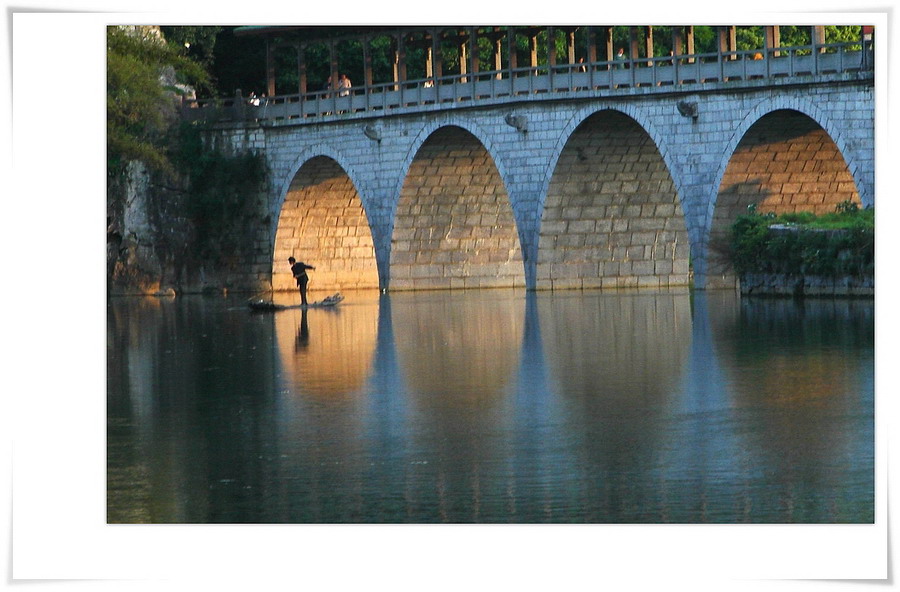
183,43,873,127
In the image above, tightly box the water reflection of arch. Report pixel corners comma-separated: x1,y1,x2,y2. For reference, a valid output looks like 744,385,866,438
706,107,863,288
707,294,874,522
538,290,692,520
392,291,525,404
537,109,690,290
391,291,525,521
274,301,379,398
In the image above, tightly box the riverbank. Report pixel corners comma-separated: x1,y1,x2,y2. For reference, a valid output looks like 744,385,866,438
731,203,874,297
739,272,874,297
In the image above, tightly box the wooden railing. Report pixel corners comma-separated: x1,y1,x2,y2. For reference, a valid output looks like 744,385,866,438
182,41,873,126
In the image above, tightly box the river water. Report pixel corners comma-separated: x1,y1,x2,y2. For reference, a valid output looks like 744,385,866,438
107,288,874,523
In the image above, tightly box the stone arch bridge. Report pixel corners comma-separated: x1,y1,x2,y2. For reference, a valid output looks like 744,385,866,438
194,38,874,293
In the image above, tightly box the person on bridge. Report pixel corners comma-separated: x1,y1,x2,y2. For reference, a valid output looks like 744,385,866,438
288,257,316,306
338,73,352,97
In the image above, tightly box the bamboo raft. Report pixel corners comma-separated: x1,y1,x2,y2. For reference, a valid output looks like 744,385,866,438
247,293,344,311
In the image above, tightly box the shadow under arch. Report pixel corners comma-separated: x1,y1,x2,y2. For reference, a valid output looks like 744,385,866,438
705,107,863,288
536,109,690,290
272,154,379,292
389,124,524,290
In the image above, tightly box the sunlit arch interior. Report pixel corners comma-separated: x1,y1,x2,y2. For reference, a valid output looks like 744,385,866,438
272,156,379,293
537,110,690,290
707,109,862,287
390,126,524,290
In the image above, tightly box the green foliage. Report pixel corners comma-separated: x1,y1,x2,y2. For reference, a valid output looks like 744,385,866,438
107,26,210,177
735,26,765,51
172,124,268,258
108,26,268,267
731,204,874,277
160,26,222,65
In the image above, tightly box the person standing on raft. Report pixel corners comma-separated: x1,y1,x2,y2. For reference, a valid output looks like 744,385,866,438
288,257,316,306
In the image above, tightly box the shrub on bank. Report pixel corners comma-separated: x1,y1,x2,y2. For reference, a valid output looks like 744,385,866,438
731,201,874,277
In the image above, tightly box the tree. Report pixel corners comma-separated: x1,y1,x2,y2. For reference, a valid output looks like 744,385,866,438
107,26,209,177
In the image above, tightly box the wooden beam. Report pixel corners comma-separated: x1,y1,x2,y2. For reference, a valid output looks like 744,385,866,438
644,26,654,63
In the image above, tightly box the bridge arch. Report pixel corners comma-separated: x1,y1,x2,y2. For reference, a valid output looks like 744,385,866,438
389,122,524,290
272,150,379,292
536,107,691,289
389,115,518,230
704,98,865,287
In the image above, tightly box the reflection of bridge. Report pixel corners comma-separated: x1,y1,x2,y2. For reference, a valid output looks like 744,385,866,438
191,26,875,293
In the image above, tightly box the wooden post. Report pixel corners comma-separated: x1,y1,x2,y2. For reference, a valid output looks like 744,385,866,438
717,26,728,58
507,27,518,72
265,39,276,97
812,25,826,52
728,26,736,59
548,26,557,67
567,28,576,64
628,27,639,63
673,26,683,57
470,27,479,75
586,26,598,63
644,26,654,64
686,26,695,63
602,26,613,63
765,25,780,58
399,34,408,83
432,29,443,80
459,31,468,83
329,39,339,91
363,36,373,87
494,33,503,79
298,43,307,96
530,30,538,70
392,36,399,90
